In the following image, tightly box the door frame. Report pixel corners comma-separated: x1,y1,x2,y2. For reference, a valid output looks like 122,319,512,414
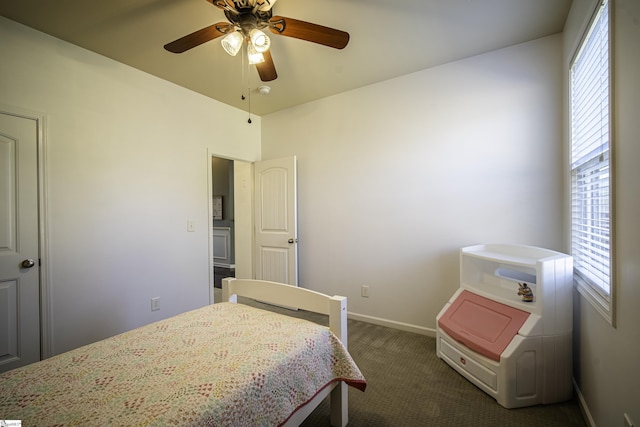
206,150,254,303
0,104,50,359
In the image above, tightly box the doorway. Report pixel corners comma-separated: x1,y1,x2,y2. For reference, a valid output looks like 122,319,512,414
211,156,235,288
208,155,296,300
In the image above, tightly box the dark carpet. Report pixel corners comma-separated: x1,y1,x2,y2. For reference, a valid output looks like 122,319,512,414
218,291,586,427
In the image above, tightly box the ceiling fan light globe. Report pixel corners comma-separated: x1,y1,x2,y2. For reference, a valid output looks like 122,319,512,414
247,44,265,64
221,31,244,56
249,29,270,53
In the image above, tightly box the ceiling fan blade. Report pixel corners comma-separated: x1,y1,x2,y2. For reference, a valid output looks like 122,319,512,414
269,16,349,49
256,50,278,81
164,23,233,53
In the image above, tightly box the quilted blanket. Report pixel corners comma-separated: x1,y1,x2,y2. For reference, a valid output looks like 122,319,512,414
0,302,366,426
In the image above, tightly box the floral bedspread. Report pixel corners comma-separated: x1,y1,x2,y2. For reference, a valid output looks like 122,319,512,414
0,302,366,426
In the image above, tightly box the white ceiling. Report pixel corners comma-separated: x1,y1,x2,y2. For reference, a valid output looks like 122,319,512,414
0,0,572,116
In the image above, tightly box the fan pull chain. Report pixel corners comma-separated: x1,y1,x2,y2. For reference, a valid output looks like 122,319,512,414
247,95,252,123
246,44,252,124
240,43,252,124
241,42,247,101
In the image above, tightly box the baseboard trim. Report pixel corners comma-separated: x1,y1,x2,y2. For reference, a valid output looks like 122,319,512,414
347,311,436,337
573,378,595,427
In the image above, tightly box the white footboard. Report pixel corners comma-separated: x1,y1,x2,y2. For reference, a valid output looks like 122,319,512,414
221,278,349,426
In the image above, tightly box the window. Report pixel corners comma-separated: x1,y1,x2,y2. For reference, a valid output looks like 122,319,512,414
570,0,614,324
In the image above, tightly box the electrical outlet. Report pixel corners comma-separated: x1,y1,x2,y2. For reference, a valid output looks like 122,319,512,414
187,220,195,232
151,297,160,311
624,413,634,427
361,285,369,298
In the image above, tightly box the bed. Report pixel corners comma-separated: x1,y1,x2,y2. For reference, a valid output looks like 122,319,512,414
0,278,366,426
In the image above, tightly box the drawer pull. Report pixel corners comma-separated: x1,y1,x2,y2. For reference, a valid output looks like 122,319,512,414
460,357,466,365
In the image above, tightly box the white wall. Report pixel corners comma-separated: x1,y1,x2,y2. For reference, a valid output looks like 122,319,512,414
0,17,261,355
564,1,640,426
262,35,564,333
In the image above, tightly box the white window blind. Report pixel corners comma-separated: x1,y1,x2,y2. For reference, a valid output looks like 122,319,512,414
570,0,612,308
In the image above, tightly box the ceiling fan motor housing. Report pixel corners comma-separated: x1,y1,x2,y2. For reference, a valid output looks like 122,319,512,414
225,8,272,32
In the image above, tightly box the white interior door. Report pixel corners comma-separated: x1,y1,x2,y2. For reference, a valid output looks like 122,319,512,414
254,156,298,286
0,112,40,372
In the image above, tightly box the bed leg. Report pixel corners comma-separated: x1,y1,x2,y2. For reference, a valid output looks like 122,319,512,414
330,381,348,427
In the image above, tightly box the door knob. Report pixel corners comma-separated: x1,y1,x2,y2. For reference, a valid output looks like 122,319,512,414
21,259,36,268
288,239,297,244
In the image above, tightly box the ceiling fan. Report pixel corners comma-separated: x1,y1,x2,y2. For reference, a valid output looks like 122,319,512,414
164,0,350,82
